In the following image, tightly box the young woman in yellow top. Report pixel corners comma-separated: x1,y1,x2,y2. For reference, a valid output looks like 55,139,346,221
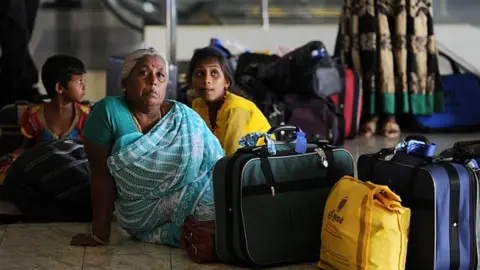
190,47,271,155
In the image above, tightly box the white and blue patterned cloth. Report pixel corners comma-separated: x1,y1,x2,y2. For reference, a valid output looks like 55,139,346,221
107,101,224,247
238,132,276,155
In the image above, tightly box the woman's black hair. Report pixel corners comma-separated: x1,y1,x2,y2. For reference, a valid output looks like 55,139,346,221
188,47,251,100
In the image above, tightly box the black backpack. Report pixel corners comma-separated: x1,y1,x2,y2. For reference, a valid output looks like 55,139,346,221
1,139,92,222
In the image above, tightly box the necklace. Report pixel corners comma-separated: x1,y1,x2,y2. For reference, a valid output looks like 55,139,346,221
132,103,166,133
208,92,228,132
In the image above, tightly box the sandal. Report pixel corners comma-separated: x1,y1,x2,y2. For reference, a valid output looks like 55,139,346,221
360,117,378,138
382,119,401,139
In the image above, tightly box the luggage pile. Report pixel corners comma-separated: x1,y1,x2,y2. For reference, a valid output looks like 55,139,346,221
180,38,363,146
186,126,480,270
182,37,480,138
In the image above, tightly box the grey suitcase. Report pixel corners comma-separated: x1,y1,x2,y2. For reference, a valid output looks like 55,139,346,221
212,125,355,267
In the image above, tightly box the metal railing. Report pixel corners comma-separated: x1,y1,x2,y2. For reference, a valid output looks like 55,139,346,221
108,0,458,66
102,0,459,31
103,0,345,27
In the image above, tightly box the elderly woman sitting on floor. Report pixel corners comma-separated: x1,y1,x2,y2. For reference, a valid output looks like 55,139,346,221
70,48,224,247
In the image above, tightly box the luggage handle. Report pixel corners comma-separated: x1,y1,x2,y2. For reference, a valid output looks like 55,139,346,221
266,124,330,148
255,141,340,196
448,140,480,160
267,125,300,135
257,143,337,197
453,140,480,148
404,135,430,145
363,182,402,208
439,50,461,74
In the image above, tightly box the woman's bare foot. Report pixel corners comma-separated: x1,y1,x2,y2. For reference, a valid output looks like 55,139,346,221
360,117,378,138
382,118,401,139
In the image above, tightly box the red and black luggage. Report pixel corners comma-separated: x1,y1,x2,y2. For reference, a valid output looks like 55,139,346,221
330,68,362,139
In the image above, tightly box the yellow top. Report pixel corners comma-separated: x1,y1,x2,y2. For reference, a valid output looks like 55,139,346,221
192,92,272,155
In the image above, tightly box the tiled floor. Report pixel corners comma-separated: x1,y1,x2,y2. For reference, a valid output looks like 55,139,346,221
1,132,479,269
0,223,317,269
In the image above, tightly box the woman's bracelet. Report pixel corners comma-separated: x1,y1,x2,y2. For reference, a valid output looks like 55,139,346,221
91,232,109,245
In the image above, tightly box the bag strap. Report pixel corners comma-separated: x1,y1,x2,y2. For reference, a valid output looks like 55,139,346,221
439,50,461,74
396,138,436,158
363,181,402,206
442,140,480,160
257,144,337,196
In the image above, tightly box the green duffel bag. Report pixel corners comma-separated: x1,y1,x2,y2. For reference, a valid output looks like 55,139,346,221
212,125,354,267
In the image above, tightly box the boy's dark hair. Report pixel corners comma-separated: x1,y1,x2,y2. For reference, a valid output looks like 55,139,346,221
188,47,251,100
41,54,86,98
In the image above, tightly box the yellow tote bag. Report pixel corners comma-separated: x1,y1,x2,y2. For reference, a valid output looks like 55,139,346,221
318,176,411,270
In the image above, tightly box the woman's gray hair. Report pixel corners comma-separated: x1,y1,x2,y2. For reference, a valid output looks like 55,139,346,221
120,48,169,84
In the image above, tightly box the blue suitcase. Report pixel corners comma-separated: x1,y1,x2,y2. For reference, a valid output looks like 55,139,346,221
357,136,479,270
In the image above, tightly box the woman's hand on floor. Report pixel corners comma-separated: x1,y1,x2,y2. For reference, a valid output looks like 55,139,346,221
70,233,107,246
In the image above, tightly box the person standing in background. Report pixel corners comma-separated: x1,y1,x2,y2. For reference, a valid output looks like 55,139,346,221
0,0,41,107
335,0,444,139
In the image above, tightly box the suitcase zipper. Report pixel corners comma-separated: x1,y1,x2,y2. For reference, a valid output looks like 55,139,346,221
314,148,329,168
270,186,276,196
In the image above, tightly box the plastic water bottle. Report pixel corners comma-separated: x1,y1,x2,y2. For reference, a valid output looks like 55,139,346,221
466,159,479,169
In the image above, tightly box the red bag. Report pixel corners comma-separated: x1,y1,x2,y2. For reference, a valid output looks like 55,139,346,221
180,216,219,263
330,68,363,139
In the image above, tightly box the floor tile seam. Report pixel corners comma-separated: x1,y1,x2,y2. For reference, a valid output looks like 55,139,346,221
81,246,86,270
0,226,7,247
83,250,172,256
169,247,173,270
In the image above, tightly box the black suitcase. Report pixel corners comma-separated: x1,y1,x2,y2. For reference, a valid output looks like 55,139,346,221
212,125,355,267
357,135,479,270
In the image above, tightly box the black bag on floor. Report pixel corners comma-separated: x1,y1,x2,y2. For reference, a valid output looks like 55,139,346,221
213,125,355,267
0,139,92,222
236,75,283,124
281,94,345,145
237,77,345,146
257,41,341,97
357,135,479,270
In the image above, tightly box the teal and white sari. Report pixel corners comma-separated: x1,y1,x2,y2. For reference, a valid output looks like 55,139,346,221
106,101,224,247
